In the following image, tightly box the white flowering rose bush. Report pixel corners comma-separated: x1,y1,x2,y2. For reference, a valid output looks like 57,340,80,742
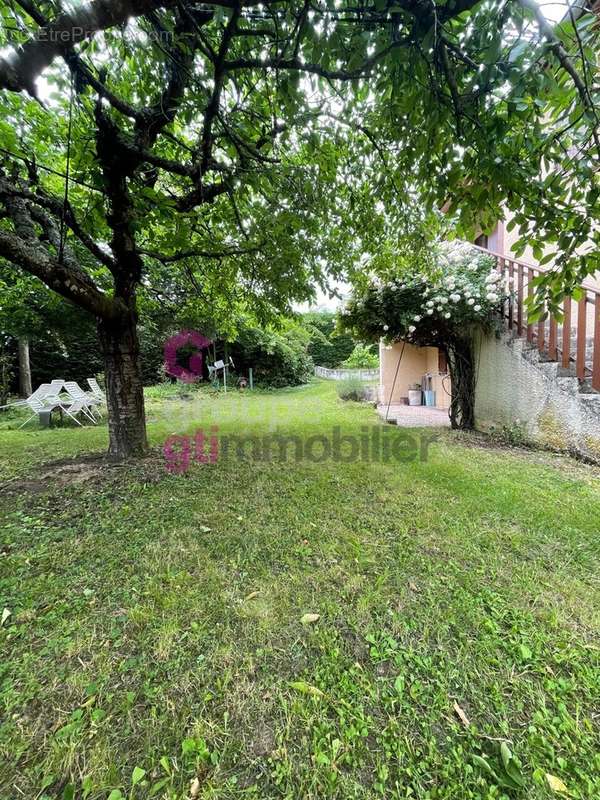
340,243,501,345
339,242,505,429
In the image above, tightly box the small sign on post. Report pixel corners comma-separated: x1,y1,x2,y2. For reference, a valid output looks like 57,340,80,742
211,360,225,392
211,359,236,393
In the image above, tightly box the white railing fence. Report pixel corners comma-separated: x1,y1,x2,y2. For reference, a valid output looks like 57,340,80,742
315,365,379,381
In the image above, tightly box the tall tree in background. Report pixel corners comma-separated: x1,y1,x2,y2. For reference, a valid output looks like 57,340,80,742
16,338,31,397
0,0,597,458
0,270,47,396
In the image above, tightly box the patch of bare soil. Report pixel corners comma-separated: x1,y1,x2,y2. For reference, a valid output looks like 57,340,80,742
1,450,165,496
0,449,170,497
0,456,116,496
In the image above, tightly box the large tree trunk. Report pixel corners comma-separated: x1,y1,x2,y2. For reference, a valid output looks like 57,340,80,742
447,337,476,430
98,315,148,459
18,337,32,398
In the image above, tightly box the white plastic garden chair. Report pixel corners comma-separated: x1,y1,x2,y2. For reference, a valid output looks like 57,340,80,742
0,382,55,411
63,381,101,422
48,379,65,397
58,395,95,425
87,378,106,406
18,385,86,428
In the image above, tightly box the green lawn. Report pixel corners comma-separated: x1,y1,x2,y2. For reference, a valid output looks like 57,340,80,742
1,380,599,800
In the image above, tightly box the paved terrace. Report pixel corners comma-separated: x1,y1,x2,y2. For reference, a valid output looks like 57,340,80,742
377,404,451,428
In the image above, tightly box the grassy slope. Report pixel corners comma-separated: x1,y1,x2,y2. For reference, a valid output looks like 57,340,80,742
1,380,599,800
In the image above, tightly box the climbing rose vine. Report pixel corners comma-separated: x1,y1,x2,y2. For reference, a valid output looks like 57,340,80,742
340,242,506,429
340,242,501,343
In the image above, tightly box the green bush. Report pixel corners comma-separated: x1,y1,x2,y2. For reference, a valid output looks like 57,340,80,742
337,377,369,402
302,311,355,368
29,307,104,388
229,324,313,388
342,343,379,369
138,321,170,385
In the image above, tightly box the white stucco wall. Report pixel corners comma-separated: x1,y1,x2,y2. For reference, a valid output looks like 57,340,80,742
475,331,600,462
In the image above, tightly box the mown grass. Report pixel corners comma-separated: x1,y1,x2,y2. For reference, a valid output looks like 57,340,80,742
1,380,599,800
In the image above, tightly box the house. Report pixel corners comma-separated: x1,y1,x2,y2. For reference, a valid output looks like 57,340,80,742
377,226,511,413
379,0,600,424
379,218,600,411
378,216,600,460
379,339,451,411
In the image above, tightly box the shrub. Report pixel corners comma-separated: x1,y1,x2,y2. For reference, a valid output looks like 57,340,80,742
139,321,171,385
303,311,355,368
342,343,379,369
29,309,104,388
229,324,313,388
337,377,369,402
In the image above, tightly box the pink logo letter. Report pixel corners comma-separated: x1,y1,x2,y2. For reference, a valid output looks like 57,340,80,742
164,330,212,384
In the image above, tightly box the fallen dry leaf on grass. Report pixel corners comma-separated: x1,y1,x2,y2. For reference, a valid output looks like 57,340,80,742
300,613,320,624
244,591,260,601
453,700,470,727
1,608,10,627
189,777,201,798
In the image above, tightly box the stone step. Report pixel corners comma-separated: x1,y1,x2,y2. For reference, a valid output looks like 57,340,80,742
511,335,600,433
578,394,600,416
579,377,600,395
556,376,580,396
517,336,600,395
520,340,596,371
539,362,559,380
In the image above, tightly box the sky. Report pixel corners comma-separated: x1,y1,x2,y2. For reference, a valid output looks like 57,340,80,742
539,1,574,21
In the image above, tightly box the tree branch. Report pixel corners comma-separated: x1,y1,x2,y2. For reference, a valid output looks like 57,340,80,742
223,37,411,80
0,0,181,95
173,177,233,211
0,227,116,318
3,184,117,270
199,3,243,173
0,0,271,95
519,0,600,155
135,7,211,148
140,241,265,262
94,100,144,297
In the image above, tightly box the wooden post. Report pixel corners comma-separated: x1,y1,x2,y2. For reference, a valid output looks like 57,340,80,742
536,269,546,354
593,296,600,392
576,295,587,380
507,261,514,331
517,263,524,336
549,315,558,361
537,314,546,353
527,269,534,343
562,296,571,369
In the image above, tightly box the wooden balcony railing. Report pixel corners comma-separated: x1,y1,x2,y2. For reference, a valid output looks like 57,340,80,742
470,243,600,392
